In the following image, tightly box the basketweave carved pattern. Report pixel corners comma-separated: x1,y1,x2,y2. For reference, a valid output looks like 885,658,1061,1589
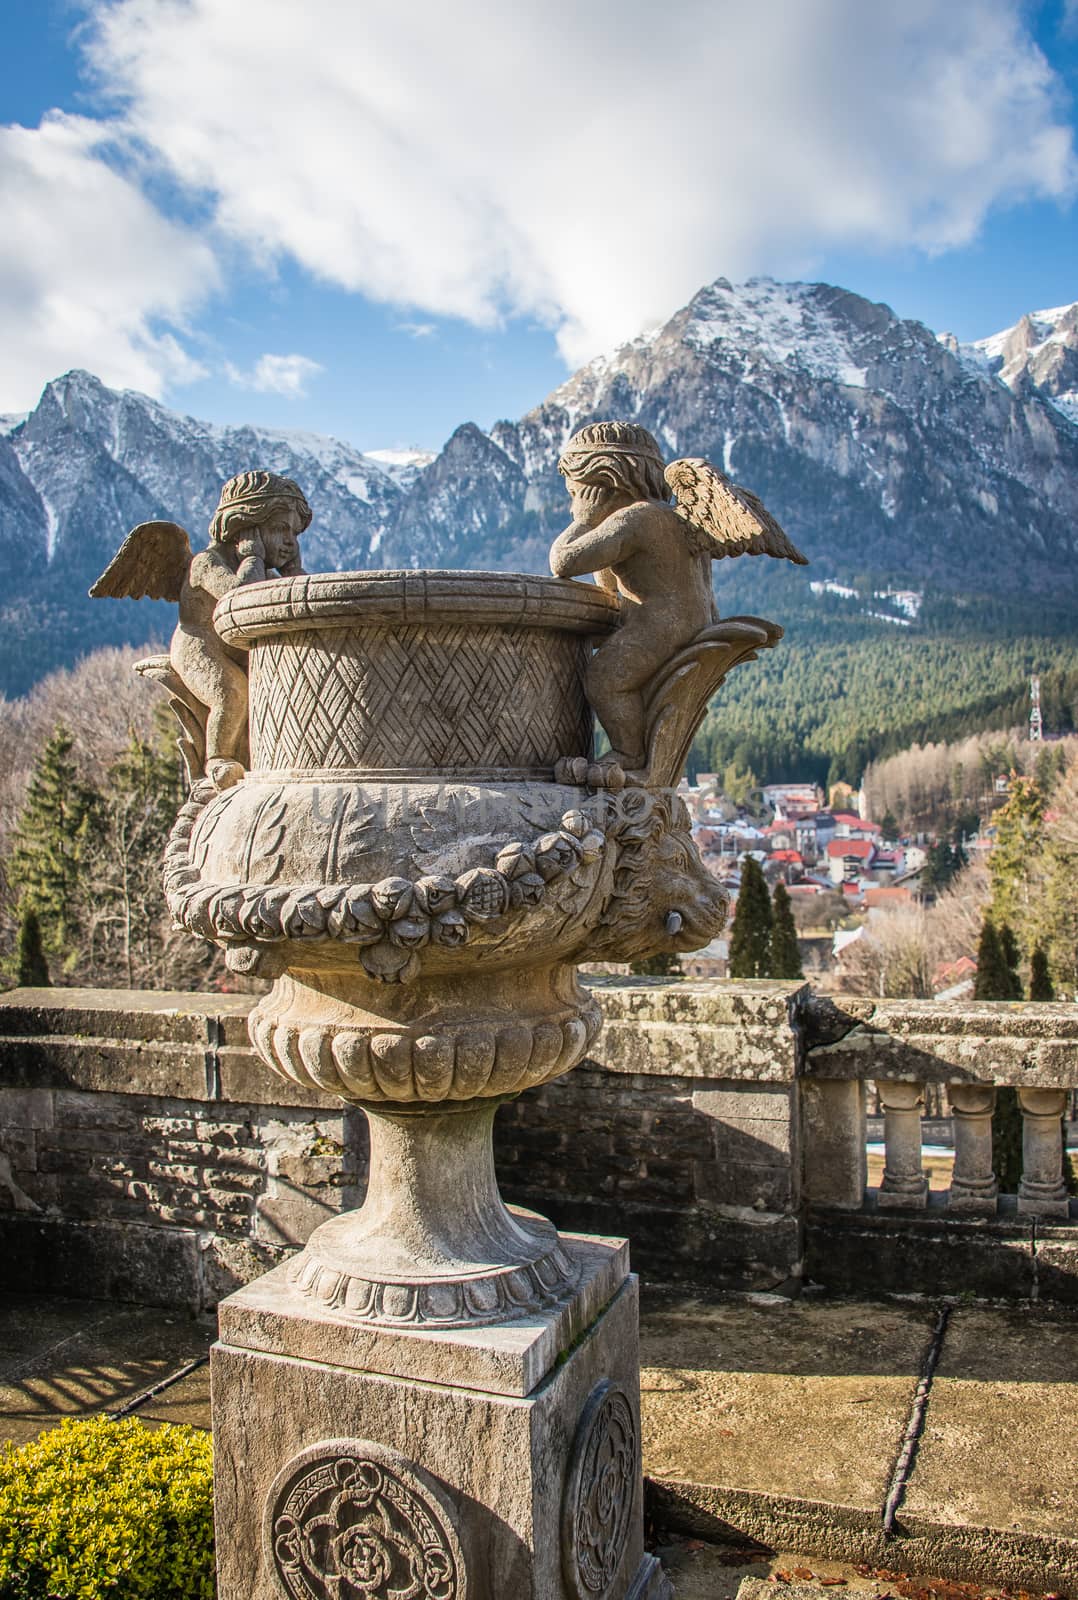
249,624,593,771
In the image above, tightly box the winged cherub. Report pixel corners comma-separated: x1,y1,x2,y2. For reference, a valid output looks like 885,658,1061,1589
90,470,311,789
549,421,807,777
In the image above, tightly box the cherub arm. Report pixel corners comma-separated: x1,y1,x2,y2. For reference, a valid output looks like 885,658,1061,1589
189,547,247,601
235,533,268,584
549,507,643,580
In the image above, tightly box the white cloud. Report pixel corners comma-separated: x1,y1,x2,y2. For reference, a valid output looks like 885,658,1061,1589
86,0,1078,364
0,0,1059,390
225,352,323,396
1063,0,1078,36
395,322,437,340
0,113,216,410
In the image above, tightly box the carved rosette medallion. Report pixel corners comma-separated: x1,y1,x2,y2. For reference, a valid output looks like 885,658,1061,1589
265,1439,466,1600
561,1381,639,1599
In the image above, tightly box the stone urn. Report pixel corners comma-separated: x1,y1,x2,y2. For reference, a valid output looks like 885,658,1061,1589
163,570,726,1332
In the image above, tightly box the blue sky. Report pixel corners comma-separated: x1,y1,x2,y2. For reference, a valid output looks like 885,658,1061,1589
2,0,1077,453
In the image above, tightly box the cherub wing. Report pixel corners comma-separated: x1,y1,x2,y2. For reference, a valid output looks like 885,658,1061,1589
664,457,808,564
89,521,193,602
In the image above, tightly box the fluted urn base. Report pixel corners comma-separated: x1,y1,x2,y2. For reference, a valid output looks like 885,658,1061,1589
289,1101,579,1328
248,963,600,1327
249,963,602,1107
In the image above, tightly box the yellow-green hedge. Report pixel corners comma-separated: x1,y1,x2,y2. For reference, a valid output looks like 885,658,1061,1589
0,1417,214,1600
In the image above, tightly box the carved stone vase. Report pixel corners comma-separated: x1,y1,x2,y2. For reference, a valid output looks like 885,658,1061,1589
164,571,726,1333
163,568,733,1600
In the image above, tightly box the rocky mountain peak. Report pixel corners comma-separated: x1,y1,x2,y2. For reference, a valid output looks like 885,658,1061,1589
386,422,528,568
959,301,1078,425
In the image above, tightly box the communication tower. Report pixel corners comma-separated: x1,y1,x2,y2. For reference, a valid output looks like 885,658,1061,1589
1030,675,1043,743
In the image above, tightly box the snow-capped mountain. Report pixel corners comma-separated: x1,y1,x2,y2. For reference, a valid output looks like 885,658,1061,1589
0,370,409,689
363,448,437,492
2,277,1077,693
7,368,401,574
945,302,1078,427
476,278,1078,606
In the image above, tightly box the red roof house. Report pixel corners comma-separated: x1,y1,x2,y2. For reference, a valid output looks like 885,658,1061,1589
826,838,875,861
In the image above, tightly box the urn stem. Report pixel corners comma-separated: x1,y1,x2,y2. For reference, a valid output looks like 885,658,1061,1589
292,1098,580,1326
349,1100,545,1277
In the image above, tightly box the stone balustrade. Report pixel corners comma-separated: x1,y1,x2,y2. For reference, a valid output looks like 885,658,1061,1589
1,981,1076,1310
801,994,1078,1220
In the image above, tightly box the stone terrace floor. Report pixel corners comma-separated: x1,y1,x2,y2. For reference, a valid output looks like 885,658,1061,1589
1,1287,1076,1599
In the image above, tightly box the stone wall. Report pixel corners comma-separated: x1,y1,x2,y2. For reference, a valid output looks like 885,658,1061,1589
0,990,367,1310
498,979,804,1291
2,979,1078,1311
0,982,808,1310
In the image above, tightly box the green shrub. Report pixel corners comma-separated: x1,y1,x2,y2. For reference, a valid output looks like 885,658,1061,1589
0,1417,214,1600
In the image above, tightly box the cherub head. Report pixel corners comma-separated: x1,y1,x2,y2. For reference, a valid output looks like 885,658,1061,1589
209,470,312,569
558,422,669,520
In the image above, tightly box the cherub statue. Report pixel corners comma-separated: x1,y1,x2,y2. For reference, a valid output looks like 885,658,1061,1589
549,421,806,785
90,470,311,789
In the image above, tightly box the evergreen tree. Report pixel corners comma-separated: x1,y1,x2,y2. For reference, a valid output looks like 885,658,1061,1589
721,760,757,807
1035,743,1067,793
90,732,185,988
881,811,899,841
9,726,99,960
973,921,1012,1000
729,857,773,978
768,882,803,979
998,923,1024,1000
989,774,1045,934
993,1087,1024,1195
1030,947,1055,1001
974,919,1026,1191
14,908,50,986
953,808,980,848
921,842,942,893
1024,763,1078,999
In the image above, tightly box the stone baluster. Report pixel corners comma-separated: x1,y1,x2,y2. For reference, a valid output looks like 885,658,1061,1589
876,1080,929,1209
1017,1087,1071,1219
947,1084,998,1214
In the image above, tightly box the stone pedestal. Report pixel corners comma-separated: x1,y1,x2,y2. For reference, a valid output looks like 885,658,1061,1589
212,1230,671,1600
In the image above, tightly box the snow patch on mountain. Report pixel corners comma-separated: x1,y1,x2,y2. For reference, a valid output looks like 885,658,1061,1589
973,304,1076,365
685,278,870,388
364,447,436,490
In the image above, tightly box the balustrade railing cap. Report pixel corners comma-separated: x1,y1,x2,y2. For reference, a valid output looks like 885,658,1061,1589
215,570,621,645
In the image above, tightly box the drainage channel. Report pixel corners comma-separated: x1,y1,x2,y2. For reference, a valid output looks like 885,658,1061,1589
881,1303,951,1537
107,1355,209,1422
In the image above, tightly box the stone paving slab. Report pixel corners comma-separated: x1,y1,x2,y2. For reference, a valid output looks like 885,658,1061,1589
640,1290,935,1510
2,1288,1077,1596
656,1540,1058,1600
0,1291,214,1449
134,1363,212,1432
640,1287,1078,1594
901,1304,1078,1539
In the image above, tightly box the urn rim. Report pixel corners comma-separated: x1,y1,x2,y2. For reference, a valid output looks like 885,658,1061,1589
215,568,620,645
